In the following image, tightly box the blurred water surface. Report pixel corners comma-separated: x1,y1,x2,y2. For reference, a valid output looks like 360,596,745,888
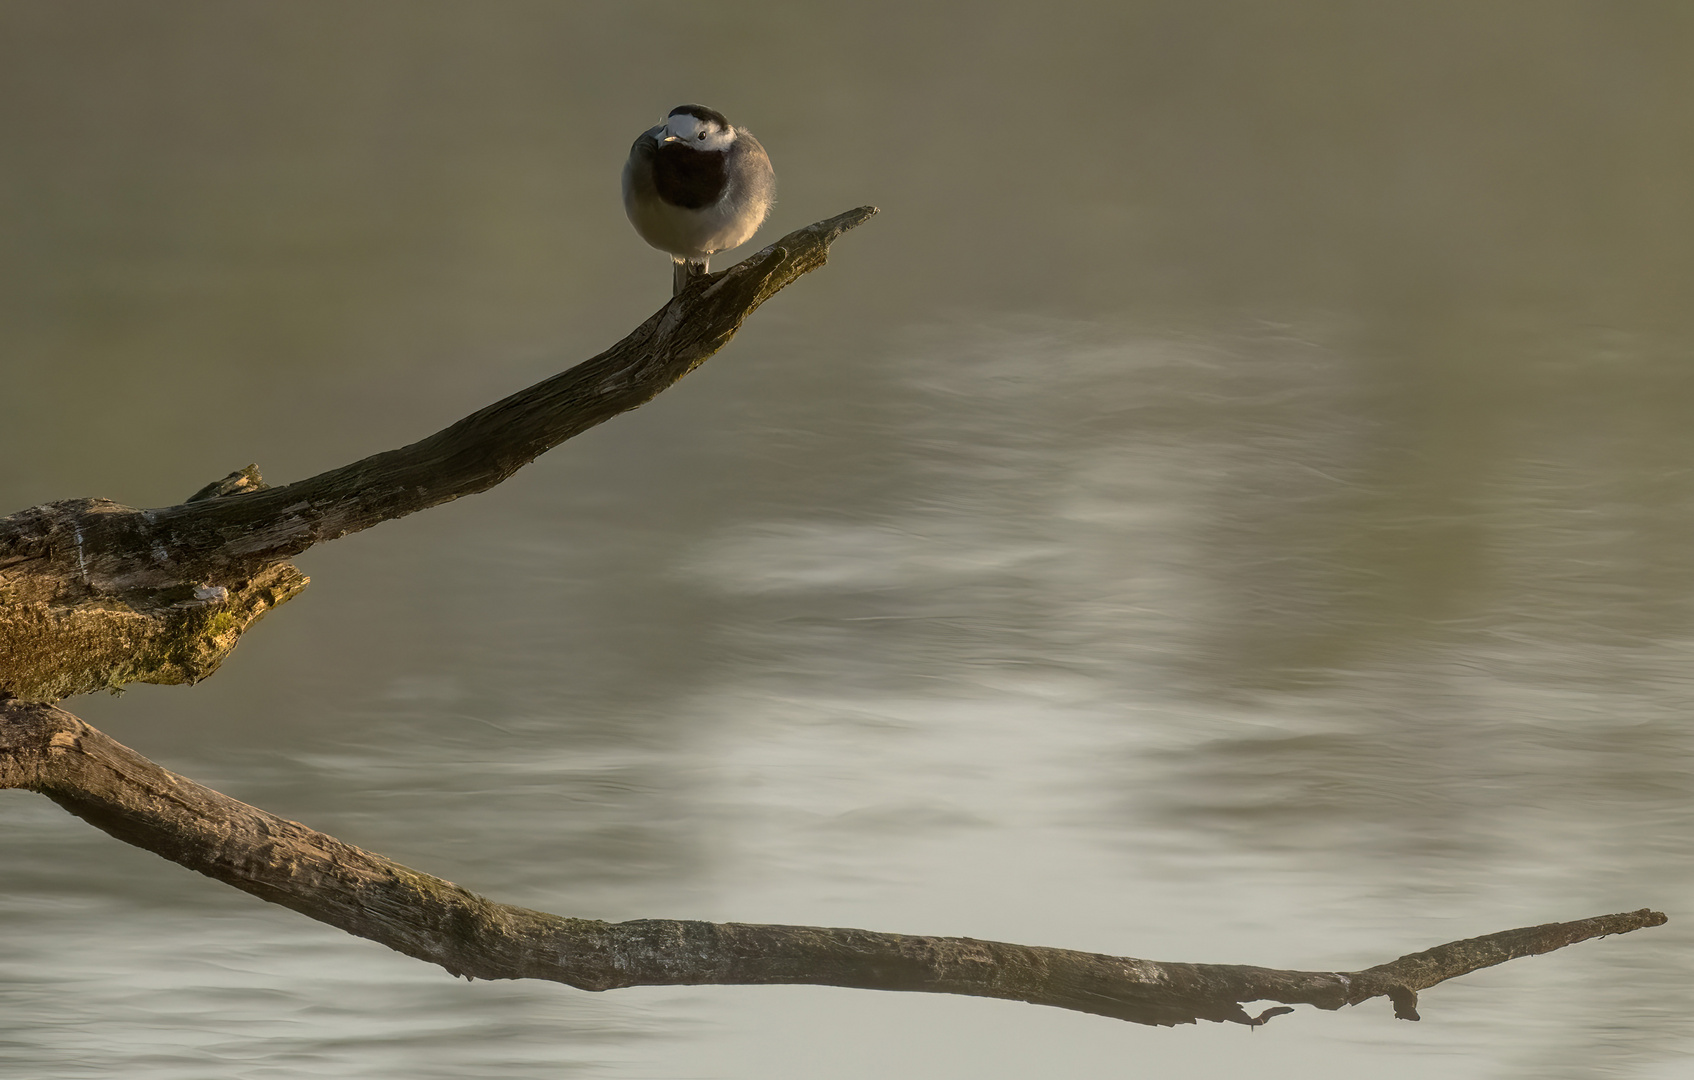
2,3,1693,1078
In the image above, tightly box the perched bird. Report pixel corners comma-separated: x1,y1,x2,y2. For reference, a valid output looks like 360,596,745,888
622,104,776,296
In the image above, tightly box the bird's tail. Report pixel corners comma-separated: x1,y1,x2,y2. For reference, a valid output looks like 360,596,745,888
672,257,709,297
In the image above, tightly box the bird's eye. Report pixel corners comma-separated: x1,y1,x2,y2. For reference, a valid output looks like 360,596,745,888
697,132,706,140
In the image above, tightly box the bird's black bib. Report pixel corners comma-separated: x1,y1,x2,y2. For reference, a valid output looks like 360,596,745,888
654,145,728,211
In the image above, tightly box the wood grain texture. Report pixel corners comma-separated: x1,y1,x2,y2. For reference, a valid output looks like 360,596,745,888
0,698,1664,1028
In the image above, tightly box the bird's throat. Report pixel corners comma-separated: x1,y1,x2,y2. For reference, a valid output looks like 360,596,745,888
654,145,729,210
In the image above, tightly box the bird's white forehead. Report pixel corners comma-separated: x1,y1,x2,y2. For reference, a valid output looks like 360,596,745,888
665,113,720,138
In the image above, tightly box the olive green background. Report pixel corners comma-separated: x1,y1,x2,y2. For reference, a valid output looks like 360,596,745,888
2,3,1691,1077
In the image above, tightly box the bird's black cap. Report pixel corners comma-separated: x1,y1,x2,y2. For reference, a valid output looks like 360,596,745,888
668,104,730,128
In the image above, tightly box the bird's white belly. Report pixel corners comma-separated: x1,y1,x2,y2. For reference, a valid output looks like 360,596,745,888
623,189,764,262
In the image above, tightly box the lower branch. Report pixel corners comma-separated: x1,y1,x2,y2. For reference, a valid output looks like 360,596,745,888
0,698,1665,1028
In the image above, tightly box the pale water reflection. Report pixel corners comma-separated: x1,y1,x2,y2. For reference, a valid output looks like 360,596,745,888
3,3,1693,1079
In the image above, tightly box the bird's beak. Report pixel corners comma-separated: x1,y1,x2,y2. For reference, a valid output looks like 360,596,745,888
660,134,681,144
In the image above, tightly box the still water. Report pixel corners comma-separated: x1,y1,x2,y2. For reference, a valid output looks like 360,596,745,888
3,3,1692,1078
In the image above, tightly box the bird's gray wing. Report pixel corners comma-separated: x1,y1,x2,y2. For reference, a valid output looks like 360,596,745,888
622,125,665,201
724,131,776,223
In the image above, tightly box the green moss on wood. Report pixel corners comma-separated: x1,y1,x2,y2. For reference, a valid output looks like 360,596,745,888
0,466,308,702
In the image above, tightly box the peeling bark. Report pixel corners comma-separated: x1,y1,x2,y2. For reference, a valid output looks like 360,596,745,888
0,699,1665,1028
0,207,878,702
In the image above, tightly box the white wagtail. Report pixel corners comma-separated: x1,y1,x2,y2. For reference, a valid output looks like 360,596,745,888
622,104,776,296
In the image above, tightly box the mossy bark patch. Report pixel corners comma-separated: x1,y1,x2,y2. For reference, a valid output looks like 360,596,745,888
0,479,307,701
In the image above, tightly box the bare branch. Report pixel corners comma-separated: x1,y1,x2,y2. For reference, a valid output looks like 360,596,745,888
0,207,877,701
134,207,878,571
1,698,1664,1028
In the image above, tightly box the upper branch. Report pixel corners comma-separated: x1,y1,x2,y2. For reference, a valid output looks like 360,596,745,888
0,207,876,700
0,698,1665,1029
88,206,879,577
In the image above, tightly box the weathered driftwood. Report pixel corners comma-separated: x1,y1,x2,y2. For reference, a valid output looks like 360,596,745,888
0,200,1666,1032
0,207,878,702
0,698,1665,1028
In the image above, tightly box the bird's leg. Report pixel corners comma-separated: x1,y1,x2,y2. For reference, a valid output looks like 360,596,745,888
672,257,710,297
